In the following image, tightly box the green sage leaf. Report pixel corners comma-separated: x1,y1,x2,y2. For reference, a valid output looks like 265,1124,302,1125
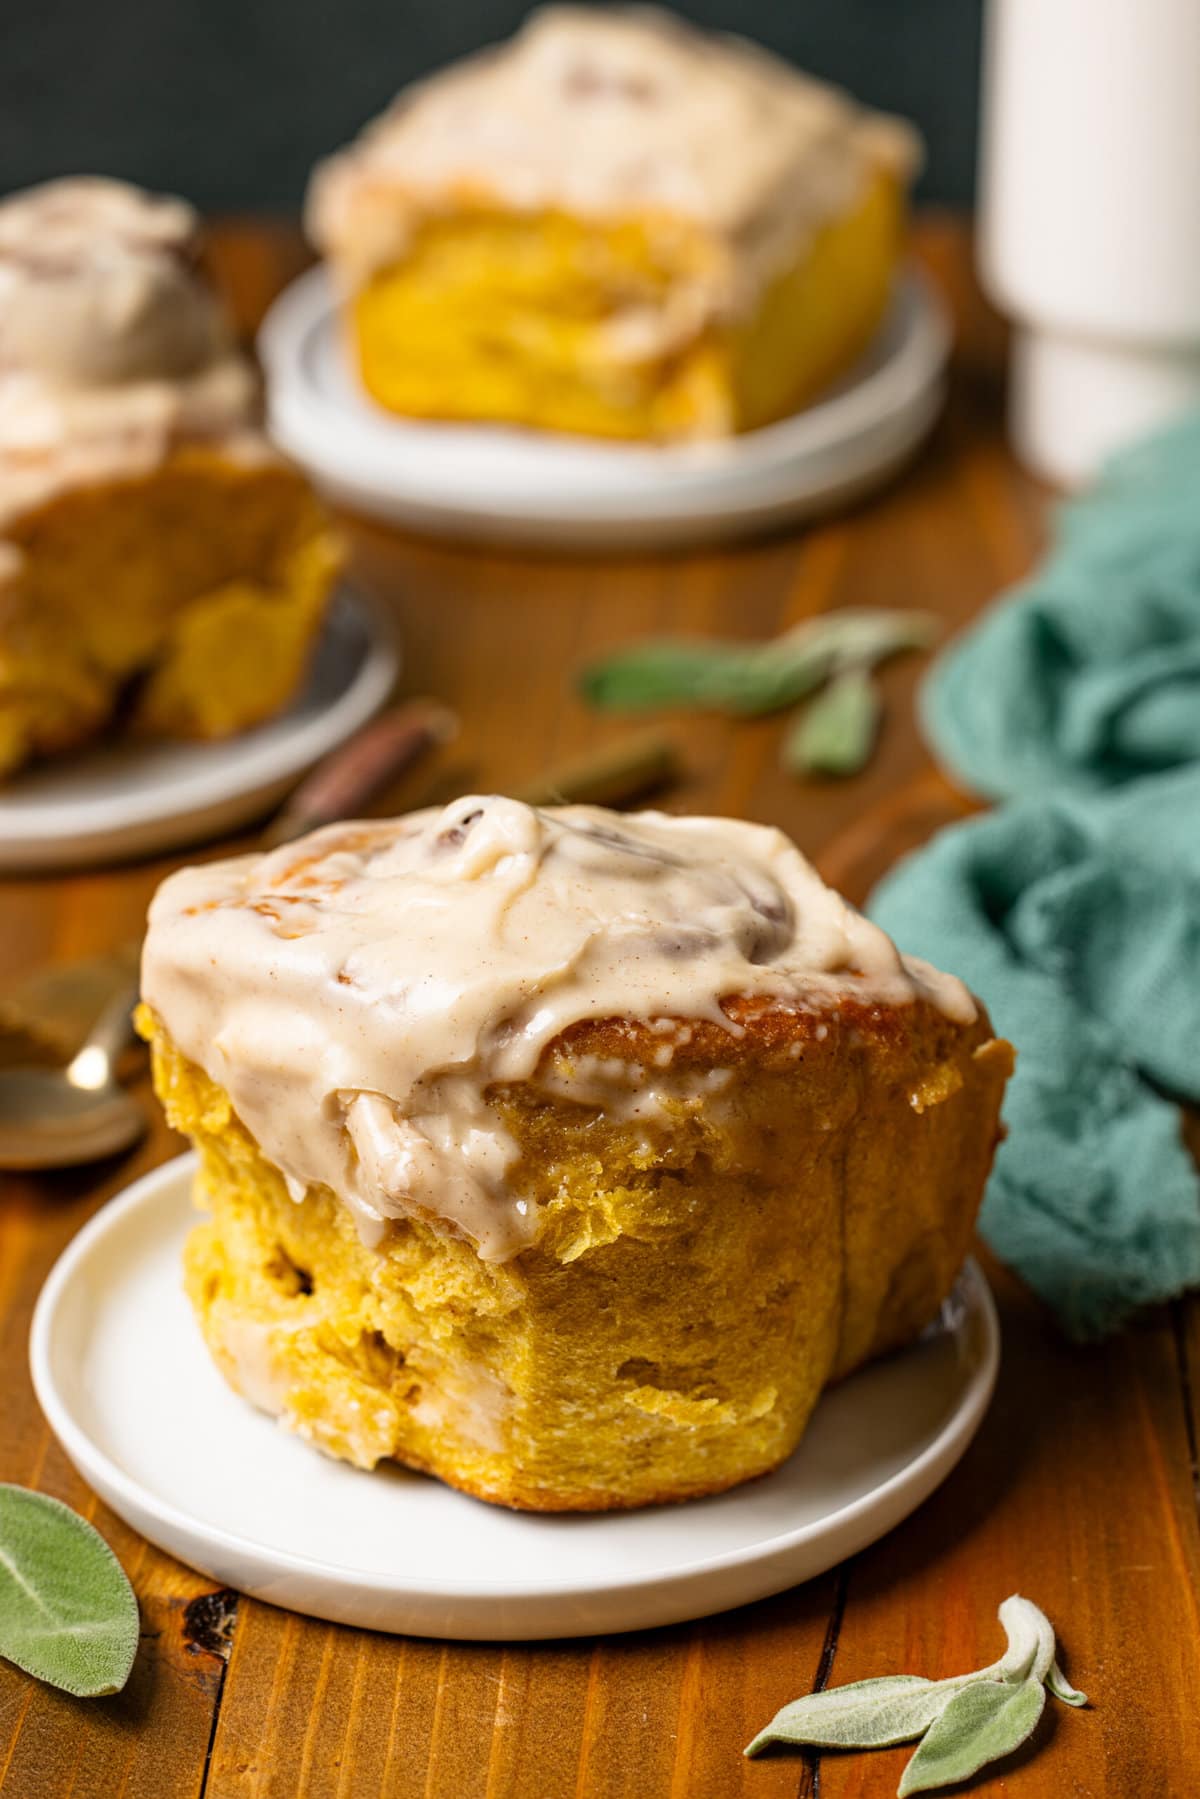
783,667,881,777
0,1485,139,1697
744,1592,1085,1790
1046,1659,1088,1707
897,1678,1045,1797
579,610,936,720
745,1675,958,1756
579,635,831,716
820,610,939,673
993,1593,1056,1685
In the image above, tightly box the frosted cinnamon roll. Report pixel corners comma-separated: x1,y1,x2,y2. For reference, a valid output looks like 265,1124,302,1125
0,176,340,778
139,798,1012,1511
307,6,920,441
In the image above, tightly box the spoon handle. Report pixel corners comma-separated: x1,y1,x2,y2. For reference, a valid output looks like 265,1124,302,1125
65,982,139,1092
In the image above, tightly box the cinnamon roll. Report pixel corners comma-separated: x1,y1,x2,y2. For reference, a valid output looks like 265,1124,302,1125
307,7,919,442
0,177,340,777
138,798,1012,1511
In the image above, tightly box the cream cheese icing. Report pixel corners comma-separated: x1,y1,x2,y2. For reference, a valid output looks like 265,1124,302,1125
142,797,974,1263
0,177,263,532
306,5,921,332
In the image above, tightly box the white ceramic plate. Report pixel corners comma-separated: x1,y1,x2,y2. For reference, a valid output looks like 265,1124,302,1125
31,1155,998,1641
0,588,398,873
259,267,950,550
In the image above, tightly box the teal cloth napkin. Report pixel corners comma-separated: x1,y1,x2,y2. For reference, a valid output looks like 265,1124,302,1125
924,411,1200,800
870,413,1200,1338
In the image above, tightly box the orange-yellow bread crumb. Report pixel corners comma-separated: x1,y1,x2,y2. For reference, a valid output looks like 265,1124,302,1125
139,996,1012,1512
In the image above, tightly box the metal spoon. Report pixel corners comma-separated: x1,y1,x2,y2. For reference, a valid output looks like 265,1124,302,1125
0,982,144,1170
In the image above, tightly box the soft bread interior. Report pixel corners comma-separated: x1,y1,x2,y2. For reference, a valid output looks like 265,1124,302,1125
351,170,904,442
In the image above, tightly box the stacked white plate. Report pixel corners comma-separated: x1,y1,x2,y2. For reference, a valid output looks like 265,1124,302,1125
260,267,951,551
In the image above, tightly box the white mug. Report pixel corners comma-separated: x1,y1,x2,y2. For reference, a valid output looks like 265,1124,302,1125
978,0,1200,484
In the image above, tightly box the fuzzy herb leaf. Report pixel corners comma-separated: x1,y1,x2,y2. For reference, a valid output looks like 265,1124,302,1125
1047,1659,1088,1707
0,1485,139,1698
579,610,936,720
744,1594,1086,1795
897,1678,1045,1796
818,609,939,673
783,667,881,777
579,634,831,716
993,1592,1057,1685
745,1675,955,1755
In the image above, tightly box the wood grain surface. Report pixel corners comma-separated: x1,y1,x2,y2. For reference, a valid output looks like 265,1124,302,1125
0,219,1195,1798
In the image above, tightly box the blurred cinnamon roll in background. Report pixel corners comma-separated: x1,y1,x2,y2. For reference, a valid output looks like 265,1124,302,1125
307,7,920,443
0,176,340,778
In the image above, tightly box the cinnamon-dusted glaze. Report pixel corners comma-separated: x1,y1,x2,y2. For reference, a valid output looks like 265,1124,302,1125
308,7,920,321
142,798,973,1262
0,177,262,530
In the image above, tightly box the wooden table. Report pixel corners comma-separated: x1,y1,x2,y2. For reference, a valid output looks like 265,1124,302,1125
1,219,1197,1799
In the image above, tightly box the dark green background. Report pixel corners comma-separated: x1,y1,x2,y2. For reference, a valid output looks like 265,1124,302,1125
1,1,983,213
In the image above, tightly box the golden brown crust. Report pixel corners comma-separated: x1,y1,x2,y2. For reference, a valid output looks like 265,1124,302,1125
382,1441,785,1513
517,991,1012,1395
534,990,996,1074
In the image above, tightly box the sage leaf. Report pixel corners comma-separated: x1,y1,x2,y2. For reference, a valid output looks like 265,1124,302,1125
1047,1659,1088,1707
993,1593,1057,1685
897,1678,1045,1797
579,635,832,716
0,1485,139,1698
783,667,881,777
579,609,936,720
820,610,939,673
745,1675,958,1756
744,1593,1086,1792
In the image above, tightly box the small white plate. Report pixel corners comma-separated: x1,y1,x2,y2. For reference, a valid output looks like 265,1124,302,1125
260,267,950,550
31,1155,998,1641
0,589,397,873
